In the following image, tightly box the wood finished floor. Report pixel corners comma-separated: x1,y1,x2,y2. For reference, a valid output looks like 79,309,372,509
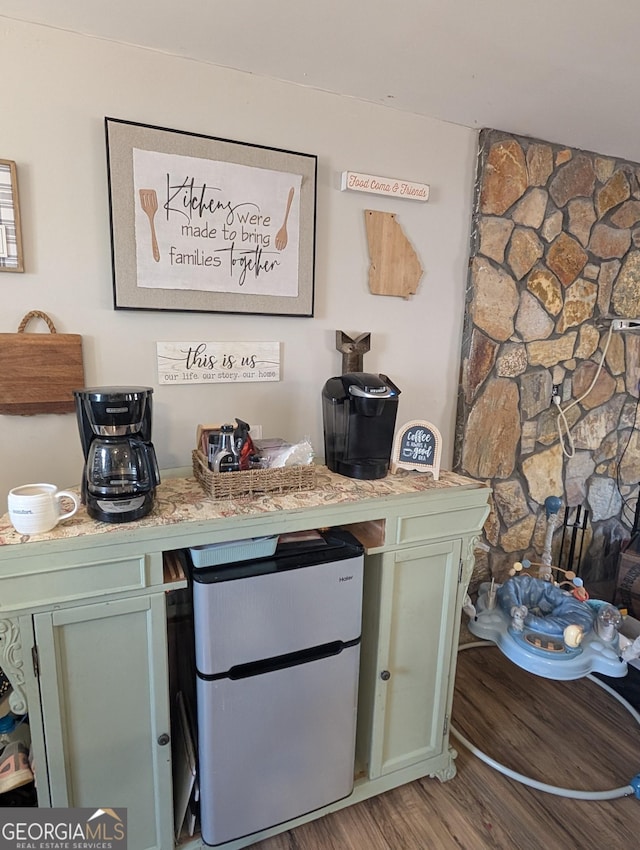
249,644,640,850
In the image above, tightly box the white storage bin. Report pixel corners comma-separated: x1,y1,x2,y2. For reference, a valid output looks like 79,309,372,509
188,536,278,568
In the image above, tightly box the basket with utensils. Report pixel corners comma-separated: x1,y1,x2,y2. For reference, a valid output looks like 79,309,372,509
192,450,317,499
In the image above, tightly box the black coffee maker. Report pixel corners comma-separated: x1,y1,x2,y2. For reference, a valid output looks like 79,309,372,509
322,372,401,480
73,386,160,523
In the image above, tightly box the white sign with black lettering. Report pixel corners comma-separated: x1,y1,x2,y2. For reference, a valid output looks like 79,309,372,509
157,341,280,384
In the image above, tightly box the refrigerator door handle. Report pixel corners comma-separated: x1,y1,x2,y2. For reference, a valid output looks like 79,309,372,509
198,637,361,681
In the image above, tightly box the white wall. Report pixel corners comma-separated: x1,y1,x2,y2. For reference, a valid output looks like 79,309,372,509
0,18,477,499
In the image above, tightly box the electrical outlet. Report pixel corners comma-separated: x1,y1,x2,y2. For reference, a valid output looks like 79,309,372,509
611,319,640,332
552,384,561,401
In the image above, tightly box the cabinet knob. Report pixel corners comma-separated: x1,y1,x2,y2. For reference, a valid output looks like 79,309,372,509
380,670,391,681
157,733,170,746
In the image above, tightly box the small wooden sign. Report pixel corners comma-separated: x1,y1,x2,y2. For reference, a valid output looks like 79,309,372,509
341,171,430,202
157,341,280,385
390,420,442,479
365,210,423,299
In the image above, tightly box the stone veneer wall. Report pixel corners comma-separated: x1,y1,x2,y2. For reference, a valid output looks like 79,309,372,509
455,129,640,591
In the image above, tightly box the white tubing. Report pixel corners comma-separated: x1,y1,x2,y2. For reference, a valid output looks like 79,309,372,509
452,641,638,800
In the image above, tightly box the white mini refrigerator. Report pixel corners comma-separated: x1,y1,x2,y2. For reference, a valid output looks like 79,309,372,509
191,529,364,846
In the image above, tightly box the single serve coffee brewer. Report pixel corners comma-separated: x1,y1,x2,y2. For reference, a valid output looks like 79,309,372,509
322,372,401,480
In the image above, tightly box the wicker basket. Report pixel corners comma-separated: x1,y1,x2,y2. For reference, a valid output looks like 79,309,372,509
192,449,317,499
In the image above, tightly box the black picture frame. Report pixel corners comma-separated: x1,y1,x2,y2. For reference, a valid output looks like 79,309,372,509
105,118,317,316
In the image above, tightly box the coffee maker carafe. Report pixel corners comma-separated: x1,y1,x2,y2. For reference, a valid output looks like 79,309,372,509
73,386,160,523
322,372,400,480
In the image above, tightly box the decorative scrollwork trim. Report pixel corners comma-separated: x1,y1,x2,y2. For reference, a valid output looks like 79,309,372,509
0,618,28,716
431,747,458,783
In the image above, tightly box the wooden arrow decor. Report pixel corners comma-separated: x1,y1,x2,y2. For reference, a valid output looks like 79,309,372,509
335,330,371,374
364,210,424,299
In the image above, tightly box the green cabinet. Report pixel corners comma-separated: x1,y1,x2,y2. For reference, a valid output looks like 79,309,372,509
358,539,461,782
32,594,173,850
0,469,489,850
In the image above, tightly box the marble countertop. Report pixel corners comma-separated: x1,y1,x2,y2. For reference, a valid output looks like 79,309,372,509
0,466,484,547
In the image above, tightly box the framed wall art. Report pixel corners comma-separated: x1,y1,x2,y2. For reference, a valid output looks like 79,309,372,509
105,118,317,316
0,159,24,273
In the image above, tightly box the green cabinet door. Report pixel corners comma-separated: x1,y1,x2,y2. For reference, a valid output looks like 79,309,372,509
368,539,462,778
34,595,173,850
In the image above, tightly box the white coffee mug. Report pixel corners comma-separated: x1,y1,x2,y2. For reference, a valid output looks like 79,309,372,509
7,483,79,535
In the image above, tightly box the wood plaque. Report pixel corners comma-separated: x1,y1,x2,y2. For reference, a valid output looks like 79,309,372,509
0,311,85,415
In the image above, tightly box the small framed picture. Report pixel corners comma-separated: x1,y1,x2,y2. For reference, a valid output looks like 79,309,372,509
0,160,24,273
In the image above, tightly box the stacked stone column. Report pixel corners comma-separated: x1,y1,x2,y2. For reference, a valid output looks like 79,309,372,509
456,129,640,588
